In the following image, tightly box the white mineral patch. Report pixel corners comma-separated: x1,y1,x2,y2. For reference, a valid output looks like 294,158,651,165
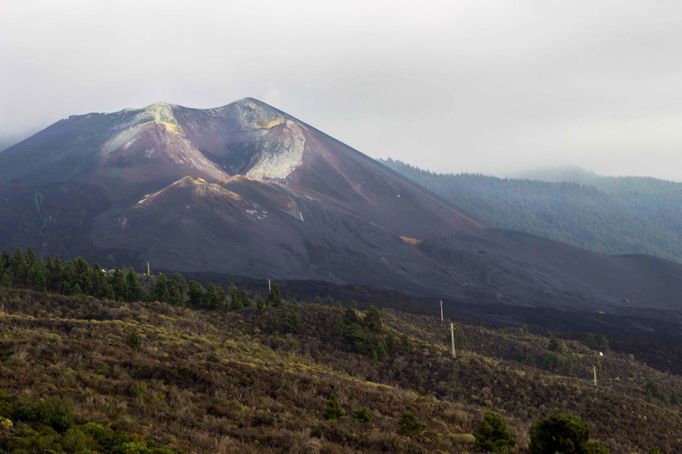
246,120,305,181
100,124,146,155
99,102,228,181
100,102,181,155
140,102,178,127
245,208,268,220
233,98,285,130
135,176,239,207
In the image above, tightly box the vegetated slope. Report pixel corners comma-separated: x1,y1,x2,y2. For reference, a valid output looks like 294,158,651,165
2,99,682,314
381,159,682,262
0,288,680,453
521,166,682,254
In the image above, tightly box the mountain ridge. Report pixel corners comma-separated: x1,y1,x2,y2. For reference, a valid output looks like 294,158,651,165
382,158,682,263
1,100,682,316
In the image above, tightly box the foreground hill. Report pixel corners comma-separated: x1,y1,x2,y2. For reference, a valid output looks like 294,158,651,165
0,287,680,453
2,99,682,315
382,159,682,262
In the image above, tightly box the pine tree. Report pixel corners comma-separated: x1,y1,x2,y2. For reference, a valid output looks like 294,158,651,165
50,257,64,292
168,273,188,305
188,281,206,306
151,274,171,302
89,264,105,297
109,269,128,301
10,248,28,284
0,251,8,281
125,269,144,302
228,284,243,310
31,261,48,291
363,306,383,333
66,257,92,295
0,250,9,274
100,278,115,300
205,283,226,309
0,273,11,288
269,283,283,307
25,248,37,278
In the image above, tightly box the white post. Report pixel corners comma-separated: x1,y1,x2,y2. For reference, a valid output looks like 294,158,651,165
268,279,271,292
593,365,597,386
440,300,444,322
146,262,151,276
593,351,603,386
450,322,456,359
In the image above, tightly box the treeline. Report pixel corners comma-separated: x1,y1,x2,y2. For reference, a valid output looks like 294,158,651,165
0,248,281,310
381,158,682,262
334,306,404,361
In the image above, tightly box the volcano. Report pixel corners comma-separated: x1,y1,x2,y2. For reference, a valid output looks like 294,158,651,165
1,98,682,313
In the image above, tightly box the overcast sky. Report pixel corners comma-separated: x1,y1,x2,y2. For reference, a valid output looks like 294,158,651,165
2,0,682,180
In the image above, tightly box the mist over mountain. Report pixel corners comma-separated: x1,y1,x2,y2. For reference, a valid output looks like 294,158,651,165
383,159,682,263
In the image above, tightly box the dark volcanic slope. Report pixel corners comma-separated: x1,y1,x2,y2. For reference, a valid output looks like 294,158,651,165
1,98,682,314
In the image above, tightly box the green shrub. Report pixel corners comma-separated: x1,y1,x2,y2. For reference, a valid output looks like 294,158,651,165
398,409,423,436
9,397,75,433
126,332,142,350
363,306,383,333
323,394,342,421
529,412,592,454
0,417,179,454
540,351,564,371
584,334,609,352
81,422,136,451
473,412,516,453
271,310,301,334
268,283,283,307
35,397,74,433
335,308,389,360
0,417,12,433
351,408,372,423
548,335,564,352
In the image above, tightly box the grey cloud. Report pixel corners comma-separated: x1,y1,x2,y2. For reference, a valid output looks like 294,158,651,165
1,0,681,180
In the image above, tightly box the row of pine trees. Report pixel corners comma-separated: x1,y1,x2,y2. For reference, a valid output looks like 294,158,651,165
0,248,282,310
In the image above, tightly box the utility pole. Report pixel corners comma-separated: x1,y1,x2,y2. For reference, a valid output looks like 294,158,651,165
593,351,603,386
450,322,456,359
593,365,597,386
440,300,444,322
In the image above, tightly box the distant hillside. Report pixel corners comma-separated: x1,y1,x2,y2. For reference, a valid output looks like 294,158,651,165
381,159,682,262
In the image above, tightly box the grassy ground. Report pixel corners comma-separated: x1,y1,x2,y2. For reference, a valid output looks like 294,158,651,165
0,288,680,453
